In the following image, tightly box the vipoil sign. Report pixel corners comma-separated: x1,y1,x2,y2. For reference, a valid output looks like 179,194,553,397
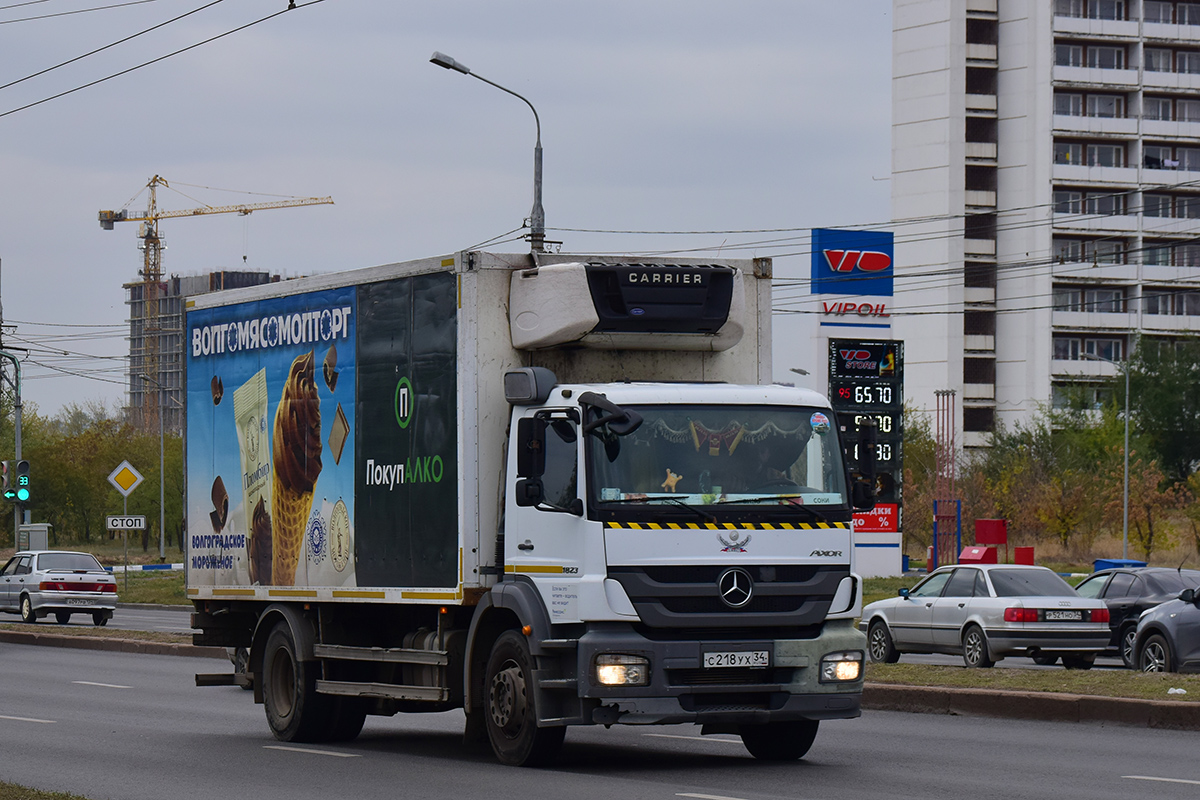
811,228,894,297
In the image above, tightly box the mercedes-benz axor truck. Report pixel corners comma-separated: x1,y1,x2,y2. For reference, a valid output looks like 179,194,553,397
188,250,874,765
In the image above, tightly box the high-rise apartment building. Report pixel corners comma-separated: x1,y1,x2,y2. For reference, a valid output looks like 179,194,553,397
126,270,279,433
893,0,1200,447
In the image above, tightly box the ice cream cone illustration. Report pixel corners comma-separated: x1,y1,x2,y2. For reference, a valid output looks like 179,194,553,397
271,351,322,586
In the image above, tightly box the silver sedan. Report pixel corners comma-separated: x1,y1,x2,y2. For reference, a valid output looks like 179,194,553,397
0,550,118,626
860,564,1110,669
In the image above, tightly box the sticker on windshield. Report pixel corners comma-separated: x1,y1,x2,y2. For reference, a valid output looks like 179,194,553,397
810,412,830,435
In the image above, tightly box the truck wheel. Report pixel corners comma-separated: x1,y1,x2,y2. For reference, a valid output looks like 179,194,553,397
326,698,367,742
262,621,332,742
484,630,565,766
20,595,36,624
740,720,819,761
867,620,901,663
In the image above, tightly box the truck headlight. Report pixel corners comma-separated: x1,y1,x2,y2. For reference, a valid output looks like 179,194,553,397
595,654,650,686
819,651,863,683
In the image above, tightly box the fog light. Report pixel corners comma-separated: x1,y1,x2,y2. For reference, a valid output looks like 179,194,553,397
819,651,864,683
595,654,650,686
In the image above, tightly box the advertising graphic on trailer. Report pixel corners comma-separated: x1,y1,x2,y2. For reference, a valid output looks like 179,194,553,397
186,273,459,590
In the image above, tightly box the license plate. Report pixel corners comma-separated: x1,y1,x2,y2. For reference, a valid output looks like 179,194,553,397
703,650,770,668
1045,610,1081,621
66,598,90,606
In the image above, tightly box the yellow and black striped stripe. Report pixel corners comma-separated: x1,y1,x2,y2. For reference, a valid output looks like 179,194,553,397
603,521,849,531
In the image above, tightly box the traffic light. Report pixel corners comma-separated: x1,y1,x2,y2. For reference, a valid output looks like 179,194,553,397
14,460,29,502
0,461,10,501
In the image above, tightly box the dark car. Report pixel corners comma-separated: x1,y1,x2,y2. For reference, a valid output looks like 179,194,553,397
1073,567,1200,668
1133,587,1200,673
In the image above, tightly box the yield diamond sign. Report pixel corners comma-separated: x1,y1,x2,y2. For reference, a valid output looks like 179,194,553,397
108,461,144,497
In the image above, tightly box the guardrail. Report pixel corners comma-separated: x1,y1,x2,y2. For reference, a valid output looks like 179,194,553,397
104,563,184,574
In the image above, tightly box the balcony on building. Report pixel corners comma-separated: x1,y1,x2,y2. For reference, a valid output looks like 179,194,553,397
1144,22,1200,42
1142,119,1200,139
1051,163,1139,184
966,142,998,160
1052,14,1140,39
1052,213,1140,232
1052,65,1141,88
1053,113,1140,136
964,335,997,353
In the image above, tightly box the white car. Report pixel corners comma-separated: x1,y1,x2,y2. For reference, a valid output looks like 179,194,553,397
859,564,1110,669
0,550,117,626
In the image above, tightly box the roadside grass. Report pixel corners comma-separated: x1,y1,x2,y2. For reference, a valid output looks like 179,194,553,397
867,661,1200,702
0,782,91,800
113,570,188,605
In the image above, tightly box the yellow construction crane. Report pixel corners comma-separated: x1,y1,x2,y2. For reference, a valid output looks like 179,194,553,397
100,175,333,431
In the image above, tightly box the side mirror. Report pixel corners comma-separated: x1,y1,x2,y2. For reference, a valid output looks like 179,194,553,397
516,417,546,478
515,478,544,507
1180,588,1196,604
898,588,910,599
851,479,876,510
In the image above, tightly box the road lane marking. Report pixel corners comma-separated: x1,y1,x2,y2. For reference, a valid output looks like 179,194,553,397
263,745,362,758
0,714,55,724
73,681,131,689
677,794,751,800
645,734,741,744
1124,776,1200,786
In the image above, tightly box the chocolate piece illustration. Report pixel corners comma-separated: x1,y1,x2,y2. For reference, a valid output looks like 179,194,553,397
210,476,228,532
328,402,349,466
323,345,338,393
248,496,273,585
211,376,224,405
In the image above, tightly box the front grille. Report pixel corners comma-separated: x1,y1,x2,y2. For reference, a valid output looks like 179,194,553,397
667,668,792,687
608,564,849,629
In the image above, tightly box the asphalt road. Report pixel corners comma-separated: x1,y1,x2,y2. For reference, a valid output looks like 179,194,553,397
2,644,1197,800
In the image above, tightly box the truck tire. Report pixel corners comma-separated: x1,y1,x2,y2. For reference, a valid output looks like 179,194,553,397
740,720,819,761
262,621,332,742
484,630,565,767
326,698,367,742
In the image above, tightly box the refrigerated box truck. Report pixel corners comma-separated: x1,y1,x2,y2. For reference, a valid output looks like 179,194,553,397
188,250,874,765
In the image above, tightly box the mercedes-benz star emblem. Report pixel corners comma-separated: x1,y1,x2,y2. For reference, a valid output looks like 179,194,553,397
717,567,754,609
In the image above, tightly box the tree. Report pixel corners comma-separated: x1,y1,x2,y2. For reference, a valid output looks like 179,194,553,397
1103,451,1185,561
1126,336,1200,483
900,407,937,553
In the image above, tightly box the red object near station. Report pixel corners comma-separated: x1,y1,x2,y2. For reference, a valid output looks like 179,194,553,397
1014,546,1035,565
975,519,1008,545
959,545,998,564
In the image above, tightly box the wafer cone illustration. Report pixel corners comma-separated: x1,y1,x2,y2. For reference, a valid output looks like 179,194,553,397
271,351,322,586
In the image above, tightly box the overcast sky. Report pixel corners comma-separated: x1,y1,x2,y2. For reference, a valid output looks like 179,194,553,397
0,0,892,417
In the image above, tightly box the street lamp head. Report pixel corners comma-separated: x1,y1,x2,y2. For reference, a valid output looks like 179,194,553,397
789,367,810,376
430,51,470,75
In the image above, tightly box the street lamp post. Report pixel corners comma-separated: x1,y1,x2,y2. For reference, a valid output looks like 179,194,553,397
430,51,546,252
1082,353,1130,560
138,373,166,561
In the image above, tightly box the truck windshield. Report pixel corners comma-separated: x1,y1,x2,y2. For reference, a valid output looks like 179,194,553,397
588,404,848,508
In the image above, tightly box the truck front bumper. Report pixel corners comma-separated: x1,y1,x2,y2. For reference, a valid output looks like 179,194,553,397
573,619,865,726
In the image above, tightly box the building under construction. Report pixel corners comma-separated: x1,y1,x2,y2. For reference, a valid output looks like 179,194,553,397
125,270,279,433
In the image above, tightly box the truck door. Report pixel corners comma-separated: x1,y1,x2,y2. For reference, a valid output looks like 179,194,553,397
507,410,595,624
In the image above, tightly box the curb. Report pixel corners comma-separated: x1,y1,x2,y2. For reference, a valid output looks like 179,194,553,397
0,629,226,659
863,682,1200,730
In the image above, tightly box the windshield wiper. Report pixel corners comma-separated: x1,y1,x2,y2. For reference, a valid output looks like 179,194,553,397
600,495,715,522
715,495,830,522
657,496,716,523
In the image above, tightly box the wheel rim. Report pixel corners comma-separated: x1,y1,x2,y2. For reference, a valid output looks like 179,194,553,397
1142,642,1167,672
869,627,888,661
20,597,31,620
1122,630,1136,664
488,659,526,737
268,646,297,717
964,632,983,665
